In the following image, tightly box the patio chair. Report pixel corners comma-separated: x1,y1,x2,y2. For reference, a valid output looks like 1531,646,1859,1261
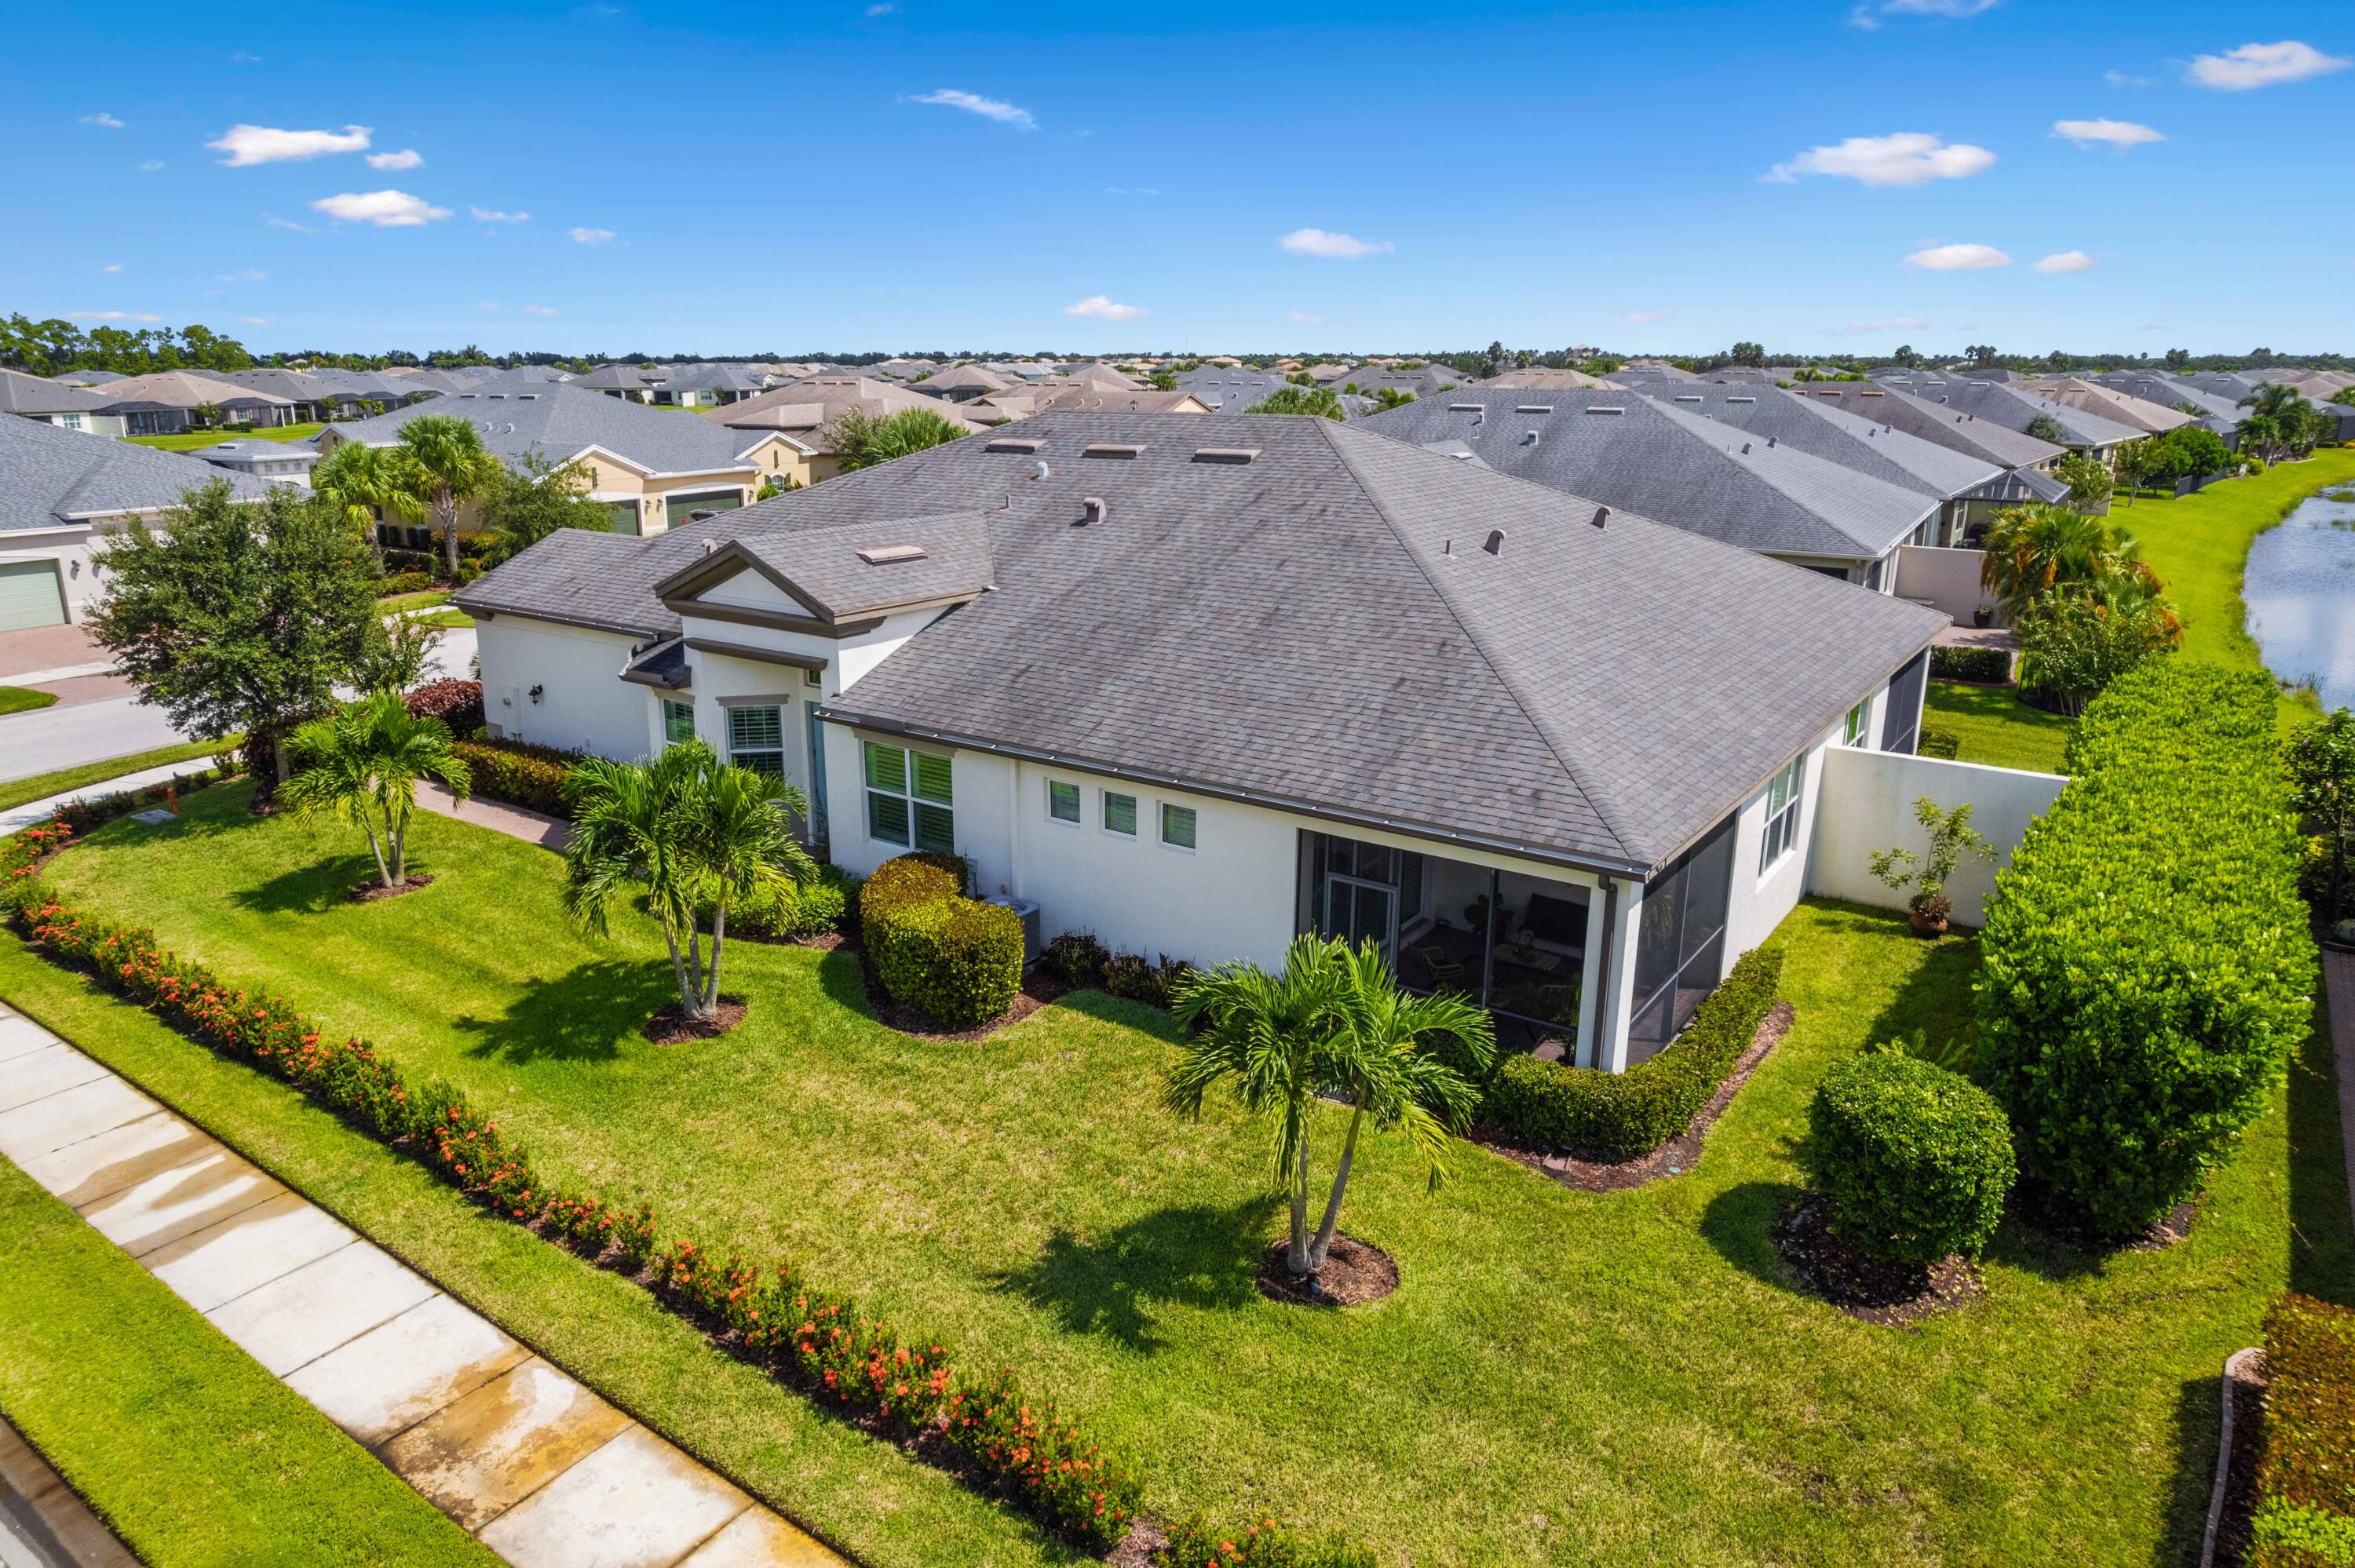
1406,943,1466,987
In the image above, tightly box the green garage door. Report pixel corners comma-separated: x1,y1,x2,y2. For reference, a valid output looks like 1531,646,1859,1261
0,560,67,632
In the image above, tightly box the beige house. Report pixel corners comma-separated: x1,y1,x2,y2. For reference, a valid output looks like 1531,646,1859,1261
968,385,1210,425
702,377,987,487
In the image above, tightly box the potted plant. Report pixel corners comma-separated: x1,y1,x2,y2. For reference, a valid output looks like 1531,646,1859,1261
1972,604,1994,629
1868,797,1997,937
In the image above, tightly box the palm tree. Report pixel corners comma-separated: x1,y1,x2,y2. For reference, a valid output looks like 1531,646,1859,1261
312,441,424,561
279,691,472,890
1165,935,1493,1279
2237,383,2305,463
1979,505,2163,620
822,407,969,473
562,741,813,1022
398,414,506,577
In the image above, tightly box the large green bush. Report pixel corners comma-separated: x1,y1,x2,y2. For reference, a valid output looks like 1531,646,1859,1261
1802,1051,2014,1265
1481,946,1784,1158
725,863,858,939
1976,658,2315,1237
451,737,579,815
860,852,1021,1028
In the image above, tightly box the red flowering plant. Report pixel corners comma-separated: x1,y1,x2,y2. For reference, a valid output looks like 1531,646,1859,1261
543,1191,608,1251
652,1239,766,1322
944,1369,1145,1552
412,1079,540,1216
1154,1519,1375,1568
2,821,72,889
608,1202,659,1270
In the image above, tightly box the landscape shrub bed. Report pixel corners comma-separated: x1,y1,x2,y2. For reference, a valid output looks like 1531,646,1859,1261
1976,658,2314,1237
1930,647,2014,684
1917,727,1962,760
1479,946,1784,1159
2249,1293,2355,1567
1801,1050,2014,1265
449,736,581,815
378,569,435,595
725,863,858,940
403,677,485,738
860,852,1023,1028
1040,930,1196,1011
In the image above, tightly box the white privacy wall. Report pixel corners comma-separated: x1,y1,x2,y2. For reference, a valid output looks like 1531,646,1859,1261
1806,746,2065,927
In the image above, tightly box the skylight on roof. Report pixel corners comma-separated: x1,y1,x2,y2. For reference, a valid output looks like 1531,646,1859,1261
1192,447,1260,465
1584,406,1625,415
1513,404,1554,414
1673,395,1703,403
856,545,929,565
985,437,1042,453
1448,403,1482,411
1082,443,1144,459
1726,396,1756,403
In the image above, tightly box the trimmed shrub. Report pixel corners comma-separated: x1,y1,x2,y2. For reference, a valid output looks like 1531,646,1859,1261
1102,950,1194,1011
403,677,484,737
1801,1051,2014,1264
944,1368,1143,1551
1481,946,1784,1158
1917,727,1962,760
1930,645,2014,684
726,863,856,939
1041,930,1111,990
451,738,579,815
1977,658,2315,1236
379,569,434,595
2250,1293,2355,1568
860,853,1020,1028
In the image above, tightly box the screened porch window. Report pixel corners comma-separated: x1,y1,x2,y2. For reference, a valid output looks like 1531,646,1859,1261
865,741,953,854
1627,811,1737,1063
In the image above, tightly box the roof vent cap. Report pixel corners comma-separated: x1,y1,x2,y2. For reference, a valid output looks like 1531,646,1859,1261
1481,528,1506,556
1079,496,1106,525
1590,505,1610,530
1522,429,1540,446
1740,441,1752,454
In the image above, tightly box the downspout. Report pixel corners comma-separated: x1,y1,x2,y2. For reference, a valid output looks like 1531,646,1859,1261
1584,876,1619,1071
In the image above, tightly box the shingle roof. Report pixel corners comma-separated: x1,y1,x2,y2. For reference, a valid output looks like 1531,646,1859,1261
2017,377,2196,436
705,377,985,450
2087,374,2240,426
915,364,1013,393
1478,368,1620,390
0,368,111,415
458,410,1941,872
1357,388,1937,560
688,512,996,621
321,381,761,476
1779,383,2068,470
1871,376,2144,447
86,370,292,412
1631,383,2000,500
0,414,274,532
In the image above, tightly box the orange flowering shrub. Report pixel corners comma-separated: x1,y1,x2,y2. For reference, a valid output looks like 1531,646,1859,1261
946,1369,1143,1551
1155,1519,1375,1568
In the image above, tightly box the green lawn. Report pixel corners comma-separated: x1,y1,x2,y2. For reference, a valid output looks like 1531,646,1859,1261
414,607,474,629
377,589,452,615
0,738,229,814
0,1158,495,1567
1922,681,2074,774
0,686,59,717
12,785,2348,1566
126,422,327,453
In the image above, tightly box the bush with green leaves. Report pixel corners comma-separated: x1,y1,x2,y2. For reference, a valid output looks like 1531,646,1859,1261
2014,596,2177,717
859,852,1021,1028
1929,645,2012,684
723,863,858,939
1802,1050,2014,1265
449,738,580,815
1976,658,2315,1236
2248,1293,2355,1568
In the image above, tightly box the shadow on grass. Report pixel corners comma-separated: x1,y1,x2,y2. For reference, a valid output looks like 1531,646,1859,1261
228,852,392,913
1864,934,1984,1070
2289,986,2355,1305
2152,1373,2224,1568
1698,1179,1805,1295
452,958,679,1063
990,1194,1281,1353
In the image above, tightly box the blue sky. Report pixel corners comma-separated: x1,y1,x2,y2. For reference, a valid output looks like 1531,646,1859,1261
2,1,2348,358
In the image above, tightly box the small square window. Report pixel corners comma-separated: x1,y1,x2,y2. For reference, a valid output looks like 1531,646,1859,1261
663,698,695,746
1047,779,1080,823
1160,803,1196,850
1103,791,1137,837
804,665,823,687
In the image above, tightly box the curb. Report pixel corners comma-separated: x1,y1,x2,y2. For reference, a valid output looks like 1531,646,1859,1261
2200,1345,2262,1568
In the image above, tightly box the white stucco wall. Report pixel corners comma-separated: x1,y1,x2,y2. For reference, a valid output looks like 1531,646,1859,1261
1892,545,1995,624
1806,746,2065,927
474,617,650,759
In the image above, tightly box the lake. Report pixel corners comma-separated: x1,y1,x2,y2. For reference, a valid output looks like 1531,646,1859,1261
2244,486,2355,712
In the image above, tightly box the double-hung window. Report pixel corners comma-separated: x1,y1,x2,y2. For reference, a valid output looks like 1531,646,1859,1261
1160,803,1197,850
728,705,784,777
1102,790,1137,837
1046,779,1080,824
1759,755,1806,873
1840,699,1870,747
663,698,696,747
865,741,954,853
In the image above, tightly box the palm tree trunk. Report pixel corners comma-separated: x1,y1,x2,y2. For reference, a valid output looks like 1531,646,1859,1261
1306,1088,1368,1271
703,902,727,1010
683,924,708,1019
357,813,392,889
657,916,696,1017
438,491,459,578
1285,1126,1313,1275
388,804,406,885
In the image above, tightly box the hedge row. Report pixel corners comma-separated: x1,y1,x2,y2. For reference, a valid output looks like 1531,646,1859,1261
1929,646,2014,684
1976,658,2315,1237
860,853,1023,1028
2251,1293,2355,1568
448,737,579,816
1480,946,1784,1159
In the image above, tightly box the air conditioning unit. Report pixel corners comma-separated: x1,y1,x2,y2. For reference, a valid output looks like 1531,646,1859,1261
986,896,1042,968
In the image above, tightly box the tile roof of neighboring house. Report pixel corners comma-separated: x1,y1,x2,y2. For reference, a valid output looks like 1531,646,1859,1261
458,411,1941,873
1479,368,1620,390
322,381,763,476
86,370,293,413
0,410,275,532
1775,383,2068,470
0,368,112,415
1357,388,1937,561
1631,383,2001,501
2017,377,2196,436
703,377,987,450
1870,376,2144,449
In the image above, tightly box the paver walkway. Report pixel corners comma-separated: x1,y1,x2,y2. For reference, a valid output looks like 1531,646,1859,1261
414,779,571,850
2324,950,2355,1237
0,1002,849,1568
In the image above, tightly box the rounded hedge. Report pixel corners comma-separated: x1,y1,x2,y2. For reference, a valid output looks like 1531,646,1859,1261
1802,1051,2016,1266
860,853,1020,1029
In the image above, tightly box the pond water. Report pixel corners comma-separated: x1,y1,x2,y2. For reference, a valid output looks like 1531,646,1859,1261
2244,486,2355,712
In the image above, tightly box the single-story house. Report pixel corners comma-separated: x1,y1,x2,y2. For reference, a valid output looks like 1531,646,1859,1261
1772,381,2069,481
1478,367,1621,390
1333,364,1464,400
84,370,298,436
2083,374,2243,440
455,410,1944,1072
702,377,988,488
911,364,1016,403
1358,388,1940,589
968,386,1211,424
1871,374,2144,467
186,438,320,486
2017,377,2196,437
0,414,272,628
0,368,127,437
47,370,126,389
214,367,432,423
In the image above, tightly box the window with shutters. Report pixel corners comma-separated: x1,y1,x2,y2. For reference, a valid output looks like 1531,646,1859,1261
728,705,784,778
864,741,953,854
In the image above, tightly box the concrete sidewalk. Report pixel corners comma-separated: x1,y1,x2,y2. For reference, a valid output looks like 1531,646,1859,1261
0,762,215,838
414,780,570,851
0,1002,849,1568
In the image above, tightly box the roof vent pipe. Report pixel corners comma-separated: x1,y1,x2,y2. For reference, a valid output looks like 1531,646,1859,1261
702,538,720,555
1590,505,1609,530
1081,496,1106,525
1482,528,1506,556
1032,459,1050,480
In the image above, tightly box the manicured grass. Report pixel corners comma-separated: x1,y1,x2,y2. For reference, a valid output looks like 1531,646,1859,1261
1922,681,2074,774
0,738,229,813
377,589,451,615
15,786,2347,1565
125,422,327,453
0,685,59,717
0,1158,495,1567
413,607,474,629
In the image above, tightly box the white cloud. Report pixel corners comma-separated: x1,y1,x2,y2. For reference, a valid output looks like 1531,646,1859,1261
1277,228,1394,259
2053,118,2164,149
263,213,316,232
1624,309,1667,325
102,264,123,273
311,189,452,227
1106,186,1160,196
69,311,163,323
1905,242,2012,269
230,51,262,64
138,160,165,172
867,3,895,13
1065,294,1146,322
216,268,267,282
79,112,124,129
1849,0,1995,26
471,206,530,223
2033,250,2096,273
236,315,268,325
210,123,372,166
1286,311,1327,324
568,226,615,245
366,148,423,170
1766,132,1996,186
910,89,1036,131
1838,315,1932,334
2187,40,2349,90
523,304,560,315
2103,68,2152,87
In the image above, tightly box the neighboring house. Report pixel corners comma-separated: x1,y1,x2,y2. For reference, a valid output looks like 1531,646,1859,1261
1480,367,1621,390
703,377,988,487
318,380,790,543
968,385,1210,424
0,413,272,628
1358,388,1939,589
1302,362,1356,385
85,370,298,436
0,368,127,437
871,358,940,381
1872,374,2143,466
1616,359,1701,381
48,369,126,388
910,364,1015,403
577,364,660,402
2083,374,2243,439
455,410,1942,1072
214,367,430,423
184,438,320,486
1174,366,1301,411
2016,377,2196,437
649,363,774,407
1771,382,2070,483
1333,364,1462,400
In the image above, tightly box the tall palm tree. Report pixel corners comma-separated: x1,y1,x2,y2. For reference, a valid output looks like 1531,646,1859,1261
279,691,472,890
312,441,423,562
398,414,506,577
1165,935,1493,1279
2237,383,2305,463
1979,505,2163,620
562,741,813,1022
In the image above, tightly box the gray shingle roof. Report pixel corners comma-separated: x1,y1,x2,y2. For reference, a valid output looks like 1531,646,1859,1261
0,414,274,532
459,410,1941,872
712,512,995,620
2018,377,2196,436
1357,388,1937,561
1776,383,2068,470
1871,376,2144,448
707,377,984,450
0,369,111,416
81,370,290,413
322,382,761,476
1632,383,2000,500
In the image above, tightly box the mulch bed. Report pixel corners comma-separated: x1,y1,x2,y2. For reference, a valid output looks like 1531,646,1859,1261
1773,1195,1982,1327
1255,1234,1399,1307
642,997,749,1045
349,872,433,903
2211,1350,2266,1568
1469,999,1796,1192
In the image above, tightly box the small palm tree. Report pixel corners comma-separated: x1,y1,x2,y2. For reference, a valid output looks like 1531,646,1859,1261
822,407,969,473
279,691,472,890
313,441,424,561
1979,505,2163,620
1166,935,1493,1279
398,414,506,576
2237,383,2306,463
562,742,813,1022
